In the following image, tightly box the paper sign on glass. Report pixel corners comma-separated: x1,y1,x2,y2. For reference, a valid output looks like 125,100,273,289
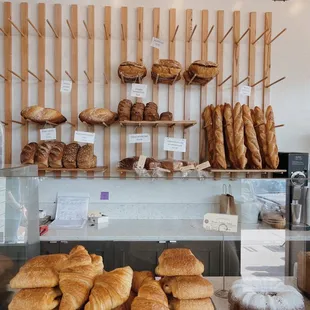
131,83,147,98
74,131,95,144
203,213,238,233
240,85,252,97
164,137,186,153
128,134,150,144
60,80,72,93
40,128,56,141
151,37,164,49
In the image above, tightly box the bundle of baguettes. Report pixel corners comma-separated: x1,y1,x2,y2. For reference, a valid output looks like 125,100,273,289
156,248,214,310
202,103,279,170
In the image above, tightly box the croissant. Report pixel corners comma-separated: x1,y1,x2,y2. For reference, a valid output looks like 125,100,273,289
114,290,137,310
90,254,104,276
60,245,92,270
20,254,68,272
132,271,154,293
21,105,67,124
85,266,133,310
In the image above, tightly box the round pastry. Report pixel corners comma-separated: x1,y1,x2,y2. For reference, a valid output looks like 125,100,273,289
188,60,219,80
118,61,147,83
229,278,305,310
151,59,182,84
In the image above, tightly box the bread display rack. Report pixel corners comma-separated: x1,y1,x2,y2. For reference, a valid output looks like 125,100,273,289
0,3,287,179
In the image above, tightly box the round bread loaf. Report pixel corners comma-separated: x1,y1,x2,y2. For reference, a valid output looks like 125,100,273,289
151,59,182,84
188,60,219,80
118,61,147,83
183,70,212,86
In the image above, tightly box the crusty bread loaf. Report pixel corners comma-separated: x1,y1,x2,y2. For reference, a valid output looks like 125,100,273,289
131,103,145,121
79,108,117,126
266,106,279,169
160,112,173,121
223,104,237,168
63,143,80,168
48,142,65,168
8,287,62,310
144,102,159,121
35,142,54,168
118,61,147,83
119,157,139,170
161,276,214,300
213,106,227,169
77,144,97,169
132,271,154,293
169,297,214,310
156,249,204,276
21,106,66,125
118,99,132,121
242,105,262,169
233,102,247,169
20,142,38,165
183,70,211,86
188,60,219,80
203,105,215,165
151,59,182,84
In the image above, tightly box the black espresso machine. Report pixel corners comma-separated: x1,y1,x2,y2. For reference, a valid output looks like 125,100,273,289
274,152,310,231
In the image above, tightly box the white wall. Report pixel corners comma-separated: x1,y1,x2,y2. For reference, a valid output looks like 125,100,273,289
0,0,306,217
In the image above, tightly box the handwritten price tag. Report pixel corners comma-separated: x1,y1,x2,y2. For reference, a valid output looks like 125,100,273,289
60,80,72,93
203,213,238,233
131,83,147,98
164,137,186,153
240,85,252,97
74,131,95,144
128,134,150,144
150,37,164,49
40,128,56,141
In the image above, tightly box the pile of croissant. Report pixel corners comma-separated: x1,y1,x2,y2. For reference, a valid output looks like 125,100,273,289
203,102,279,170
118,99,173,122
20,142,97,169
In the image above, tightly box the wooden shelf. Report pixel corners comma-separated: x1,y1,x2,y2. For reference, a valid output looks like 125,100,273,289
39,166,108,173
119,120,197,128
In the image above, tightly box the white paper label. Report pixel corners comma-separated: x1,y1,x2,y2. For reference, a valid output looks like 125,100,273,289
128,134,150,144
196,161,211,171
60,80,72,93
74,131,95,144
180,164,195,172
40,128,56,141
137,155,147,169
203,213,238,233
131,83,147,98
151,37,164,49
164,137,186,153
240,85,252,97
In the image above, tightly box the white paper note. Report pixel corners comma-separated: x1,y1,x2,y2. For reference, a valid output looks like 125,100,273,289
203,213,238,233
240,85,252,97
164,137,186,153
137,155,147,169
74,131,95,144
60,80,72,93
150,37,164,49
128,134,150,144
131,83,147,98
40,128,56,141
196,161,211,171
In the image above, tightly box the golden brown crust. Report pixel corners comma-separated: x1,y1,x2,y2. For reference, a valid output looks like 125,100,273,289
188,60,219,80
63,143,80,168
119,157,139,170
183,70,211,86
131,103,145,121
114,290,137,310
151,59,182,84
160,112,173,121
20,254,68,272
233,102,247,169
21,106,66,124
118,61,147,83
20,142,38,165
266,106,279,169
213,106,227,169
203,105,215,165
144,102,159,121
77,145,97,169
169,297,214,310
79,108,117,126
118,99,132,121
242,105,262,169
90,254,104,276
48,142,66,168
132,271,154,293
35,142,54,168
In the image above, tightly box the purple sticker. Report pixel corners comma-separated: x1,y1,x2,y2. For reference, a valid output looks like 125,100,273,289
100,192,109,200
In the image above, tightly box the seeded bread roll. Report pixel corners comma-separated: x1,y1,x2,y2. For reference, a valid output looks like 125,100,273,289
266,106,279,169
151,59,182,84
49,142,66,168
63,143,80,169
213,106,227,169
118,61,147,83
20,142,38,165
77,144,97,169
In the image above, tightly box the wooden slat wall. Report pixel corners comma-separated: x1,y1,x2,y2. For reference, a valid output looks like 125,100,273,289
199,10,208,163
232,11,240,106
20,3,28,149
248,12,256,108
216,10,224,106
4,2,12,165
120,7,128,178
104,6,111,178
38,4,45,109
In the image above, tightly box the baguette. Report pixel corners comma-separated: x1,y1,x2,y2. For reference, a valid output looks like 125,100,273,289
233,102,247,169
242,105,262,169
266,106,279,169
203,105,215,165
213,106,227,169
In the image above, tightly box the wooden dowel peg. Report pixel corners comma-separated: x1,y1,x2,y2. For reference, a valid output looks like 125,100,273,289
66,121,76,127
65,70,75,83
103,24,108,40
120,72,125,84
171,73,179,85
266,77,286,88
0,27,7,36
252,29,270,45
236,28,250,44
45,69,58,82
171,25,179,42
121,24,125,41
27,18,42,37
218,75,232,87
0,74,7,81
45,121,58,126
103,73,109,84
156,25,160,38
84,70,92,83
8,18,25,37
9,120,25,125
83,20,92,39
155,74,159,85
204,25,214,43
268,28,287,45
188,24,197,42
219,26,233,44
28,70,41,82
66,20,75,39
8,69,24,81
138,22,141,41
188,74,197,85
1,121,8,126
235,76,249,87
46,19,59,38
251,76,268,87
275,124,285,128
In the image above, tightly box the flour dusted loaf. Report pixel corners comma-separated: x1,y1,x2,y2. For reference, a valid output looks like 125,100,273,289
169,297,214,310
155,248,204,276
77,144,97,169
20,142,38,165
118,61,147,83
79,108,117,126
21,106,66,125
151,59,182,84
62,143,80,168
